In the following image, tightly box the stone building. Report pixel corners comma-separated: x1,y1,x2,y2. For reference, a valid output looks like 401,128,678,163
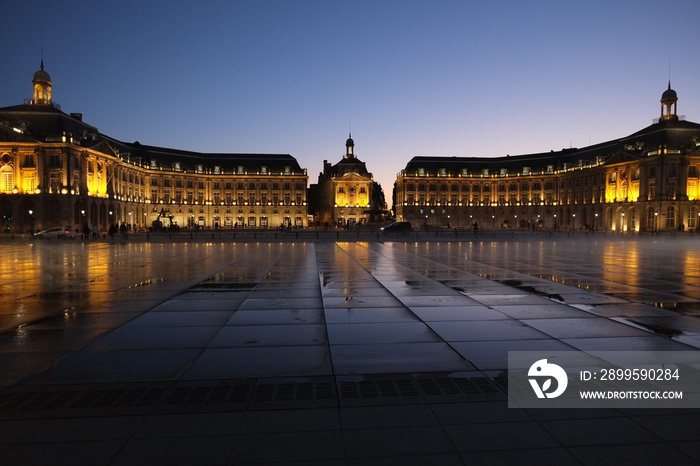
311,135,386,227
394,84,700,232
0,64,309,234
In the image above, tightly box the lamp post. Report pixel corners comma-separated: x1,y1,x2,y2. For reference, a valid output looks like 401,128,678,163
621,211,626,233
654,211,658,232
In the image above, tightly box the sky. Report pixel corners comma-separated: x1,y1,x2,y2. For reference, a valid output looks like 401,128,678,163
3,0,700,207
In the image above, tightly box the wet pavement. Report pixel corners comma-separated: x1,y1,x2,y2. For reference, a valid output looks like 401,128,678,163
1,234,700,464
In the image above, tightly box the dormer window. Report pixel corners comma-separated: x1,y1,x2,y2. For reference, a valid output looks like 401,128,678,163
150,159,157,169
237,166,245,175
261,166,267,174
173,162,181,172
196,164,203,174
284,166,291,175
418,168,425,176
214,166,221,175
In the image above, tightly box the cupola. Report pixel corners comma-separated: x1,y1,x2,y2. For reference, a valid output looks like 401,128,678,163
345,133,355,159
32,60,53,105
660,82,678,122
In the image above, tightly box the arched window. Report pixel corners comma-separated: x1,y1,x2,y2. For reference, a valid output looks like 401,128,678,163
0,166,13,193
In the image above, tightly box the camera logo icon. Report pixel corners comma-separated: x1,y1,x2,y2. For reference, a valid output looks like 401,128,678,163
528,359,568,399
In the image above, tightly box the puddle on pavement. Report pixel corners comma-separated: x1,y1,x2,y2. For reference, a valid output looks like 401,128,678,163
647,302,700,316
621,316,686,338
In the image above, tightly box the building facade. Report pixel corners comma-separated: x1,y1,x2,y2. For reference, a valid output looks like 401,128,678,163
311,135,385,227
0,65,309,234
394,84,700,232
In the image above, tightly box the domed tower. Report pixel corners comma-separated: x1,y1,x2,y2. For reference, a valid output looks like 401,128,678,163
345,133,355,159
31,60,52,105
660,82,678,122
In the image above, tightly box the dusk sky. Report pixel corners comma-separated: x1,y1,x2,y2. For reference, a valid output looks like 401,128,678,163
3,0,700,206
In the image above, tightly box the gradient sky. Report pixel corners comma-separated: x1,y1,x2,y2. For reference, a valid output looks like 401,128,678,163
3,0,700,207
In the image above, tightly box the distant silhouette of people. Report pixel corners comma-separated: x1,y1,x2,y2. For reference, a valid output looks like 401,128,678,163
83,222,90,240
120,222,128,240
91,223,98,239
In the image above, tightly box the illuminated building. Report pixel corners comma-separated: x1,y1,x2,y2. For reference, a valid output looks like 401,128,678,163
394,84,700,232
311,135,386,227
0,64,309,233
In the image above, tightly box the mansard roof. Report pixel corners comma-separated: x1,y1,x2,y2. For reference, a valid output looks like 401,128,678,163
0,103,102,145
103,138,304,174
0,102,303,174
403,116,700,177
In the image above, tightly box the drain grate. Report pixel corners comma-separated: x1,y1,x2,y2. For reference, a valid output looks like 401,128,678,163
0,375,504,414
339,379,419,399
339,376,502,400
253,381,334,404
0,382,252,413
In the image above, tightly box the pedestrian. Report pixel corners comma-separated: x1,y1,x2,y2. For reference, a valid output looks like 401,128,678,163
91,223,98,239
108,224,117,240
120,222,128,240
83,222,90,240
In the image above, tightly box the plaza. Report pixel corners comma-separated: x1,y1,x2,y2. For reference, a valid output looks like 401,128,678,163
0,233,700,464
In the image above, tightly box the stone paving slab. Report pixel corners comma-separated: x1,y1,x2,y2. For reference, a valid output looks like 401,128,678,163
0,236,699,464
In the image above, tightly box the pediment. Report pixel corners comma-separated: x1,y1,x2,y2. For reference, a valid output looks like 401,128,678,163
603,150,644,166
336,172,371,182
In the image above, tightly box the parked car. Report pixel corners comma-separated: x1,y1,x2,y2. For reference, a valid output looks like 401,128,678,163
381,222,414,234
34,227,77,239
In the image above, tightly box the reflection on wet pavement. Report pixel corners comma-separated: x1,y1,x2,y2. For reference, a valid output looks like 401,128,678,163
0,238,698,385
1,236,700,464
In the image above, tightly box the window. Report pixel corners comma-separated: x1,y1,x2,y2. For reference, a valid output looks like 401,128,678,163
666,206,676,228
1,166,14,193
688,207,697,228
